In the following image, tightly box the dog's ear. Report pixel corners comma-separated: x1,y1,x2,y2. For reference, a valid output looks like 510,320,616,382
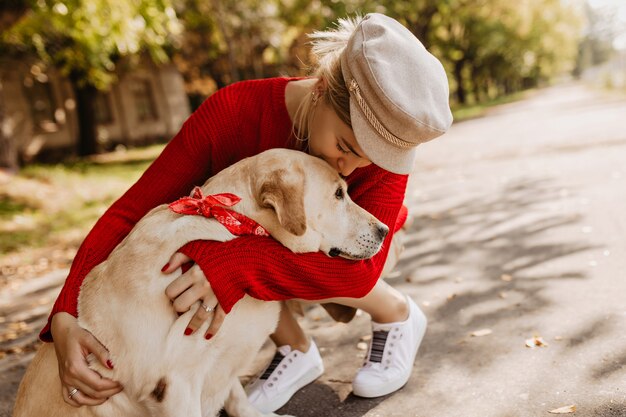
256,168,307,236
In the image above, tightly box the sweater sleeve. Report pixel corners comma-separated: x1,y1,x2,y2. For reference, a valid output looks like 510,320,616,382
180,168,408,313
39,88,239,342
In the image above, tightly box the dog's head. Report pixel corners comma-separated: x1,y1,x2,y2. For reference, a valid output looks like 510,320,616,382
251,149,388,260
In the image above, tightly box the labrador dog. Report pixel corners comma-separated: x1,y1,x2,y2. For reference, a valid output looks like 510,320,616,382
13,149,389,417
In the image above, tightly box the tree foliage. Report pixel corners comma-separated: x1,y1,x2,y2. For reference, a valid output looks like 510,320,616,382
171,0,582,105
3,0,182,89
1,0,584,160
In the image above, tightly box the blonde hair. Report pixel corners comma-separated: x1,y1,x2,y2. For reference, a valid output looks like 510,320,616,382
292,16,363,148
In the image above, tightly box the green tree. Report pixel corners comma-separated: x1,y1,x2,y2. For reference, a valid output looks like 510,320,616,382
424,0,581,104
173,0,291,109
2,0,182,156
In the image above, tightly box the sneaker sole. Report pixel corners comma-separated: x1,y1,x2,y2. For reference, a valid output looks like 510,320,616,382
256,363,324,413
352,302,427,398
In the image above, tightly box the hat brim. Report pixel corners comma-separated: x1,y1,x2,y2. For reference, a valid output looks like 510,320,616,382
350,99,418,175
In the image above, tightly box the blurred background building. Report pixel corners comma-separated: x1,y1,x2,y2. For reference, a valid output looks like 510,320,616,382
1,60,189,163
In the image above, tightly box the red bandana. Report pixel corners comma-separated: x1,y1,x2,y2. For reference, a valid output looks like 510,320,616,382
168,187,269,237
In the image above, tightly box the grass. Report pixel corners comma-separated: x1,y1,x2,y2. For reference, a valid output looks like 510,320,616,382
0,144,166,258
452,91,529,122
0,197,30,219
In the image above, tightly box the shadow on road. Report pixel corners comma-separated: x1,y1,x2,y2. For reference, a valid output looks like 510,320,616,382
277,384,388,417
390,176,599,372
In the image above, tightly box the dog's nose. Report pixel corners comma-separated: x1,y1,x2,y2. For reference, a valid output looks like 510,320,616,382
329,248,341,257
375,224,389,241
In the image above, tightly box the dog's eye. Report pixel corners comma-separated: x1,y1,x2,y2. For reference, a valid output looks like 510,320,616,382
335,187,344,200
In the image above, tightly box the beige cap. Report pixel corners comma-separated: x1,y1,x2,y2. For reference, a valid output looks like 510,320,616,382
341,13,453,175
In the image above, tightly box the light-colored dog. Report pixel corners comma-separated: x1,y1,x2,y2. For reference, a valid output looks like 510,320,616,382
13,149,389,417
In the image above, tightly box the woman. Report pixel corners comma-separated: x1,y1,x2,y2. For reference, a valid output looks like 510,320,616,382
43,13,452,412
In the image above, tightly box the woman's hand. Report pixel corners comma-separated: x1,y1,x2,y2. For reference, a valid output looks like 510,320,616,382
50,312,123,407
162,253,225,339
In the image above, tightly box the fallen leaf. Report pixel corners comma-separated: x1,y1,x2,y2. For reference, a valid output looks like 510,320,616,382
471,329,493,337
548,404,576,414
554,336,563,341
385,270,402,279
9,322,28,331
0,331,18,342
37,297,51,305
525,335,549,348
447,293,457,301
356,342,368,350
500,274,513,282
499,291,508,299
327,378,352,384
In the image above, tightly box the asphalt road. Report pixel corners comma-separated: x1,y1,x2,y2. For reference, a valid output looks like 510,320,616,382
278,83,626,417
1,83,625,417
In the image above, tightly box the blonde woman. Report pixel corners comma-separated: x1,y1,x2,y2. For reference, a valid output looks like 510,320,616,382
45,14,452,412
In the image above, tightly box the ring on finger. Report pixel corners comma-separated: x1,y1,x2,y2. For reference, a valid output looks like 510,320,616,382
201,303,214,313
68,387,80,399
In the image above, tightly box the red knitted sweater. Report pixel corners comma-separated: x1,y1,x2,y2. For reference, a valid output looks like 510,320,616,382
40,77,408,342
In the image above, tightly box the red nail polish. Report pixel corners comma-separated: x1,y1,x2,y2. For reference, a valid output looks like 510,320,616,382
184,327,193,336
205,333,212,340
161,263,170,272
106,360,114,369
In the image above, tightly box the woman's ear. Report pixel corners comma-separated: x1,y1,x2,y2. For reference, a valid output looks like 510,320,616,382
314,77,327,96
255,168,307,236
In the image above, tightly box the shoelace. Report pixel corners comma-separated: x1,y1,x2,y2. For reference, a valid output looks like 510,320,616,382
367,330,390,363
260,351,286,380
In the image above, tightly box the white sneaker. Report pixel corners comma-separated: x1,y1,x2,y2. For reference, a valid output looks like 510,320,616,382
352,297,427,398
246,339,324,413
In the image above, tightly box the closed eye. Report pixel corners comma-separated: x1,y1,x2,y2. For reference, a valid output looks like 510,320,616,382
336,141,350,155
338,136,365,159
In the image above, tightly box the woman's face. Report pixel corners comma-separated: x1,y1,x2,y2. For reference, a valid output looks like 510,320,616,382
307,97,372,177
